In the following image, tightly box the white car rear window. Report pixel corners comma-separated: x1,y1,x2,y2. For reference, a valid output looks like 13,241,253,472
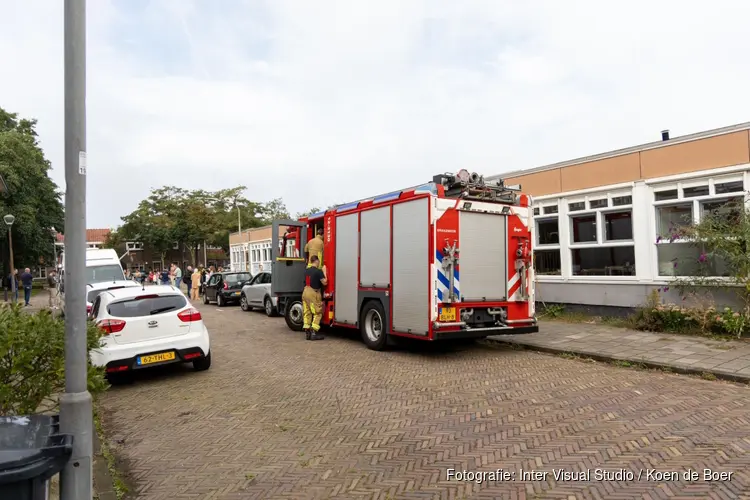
87,285,129,304
107,294,187,317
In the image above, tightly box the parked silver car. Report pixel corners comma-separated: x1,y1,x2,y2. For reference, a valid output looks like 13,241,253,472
239,271,278,317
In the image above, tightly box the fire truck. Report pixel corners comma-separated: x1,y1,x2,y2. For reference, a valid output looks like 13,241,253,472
270,170,539,350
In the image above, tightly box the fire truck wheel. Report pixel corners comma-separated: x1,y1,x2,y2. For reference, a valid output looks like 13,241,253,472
284,299,304,331
360,300,388,351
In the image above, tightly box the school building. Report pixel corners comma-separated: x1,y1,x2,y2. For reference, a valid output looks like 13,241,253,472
230,121,750,310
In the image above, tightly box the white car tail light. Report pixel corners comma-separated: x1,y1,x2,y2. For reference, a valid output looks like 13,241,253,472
177,308,202,322
96,319,126,334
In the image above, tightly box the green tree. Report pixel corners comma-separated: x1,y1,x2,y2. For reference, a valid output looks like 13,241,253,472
102,229,125,253
199,186,265,252
118,187,184,268
0,107,64,273
259,198,291,223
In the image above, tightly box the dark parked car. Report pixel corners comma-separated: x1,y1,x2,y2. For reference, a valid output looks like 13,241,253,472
203,272,252,307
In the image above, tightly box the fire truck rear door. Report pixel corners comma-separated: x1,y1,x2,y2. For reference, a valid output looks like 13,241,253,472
458,210,508,302
271,219,308,295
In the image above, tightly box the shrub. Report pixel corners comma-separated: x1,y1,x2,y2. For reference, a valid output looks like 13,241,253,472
0,305,108,416
631,290,748,338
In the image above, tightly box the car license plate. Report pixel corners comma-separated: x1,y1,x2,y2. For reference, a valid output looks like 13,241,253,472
137,352,176,365
439,306,456,322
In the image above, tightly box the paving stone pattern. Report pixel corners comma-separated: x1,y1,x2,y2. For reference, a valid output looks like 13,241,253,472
491,321,750,381
95,305,750,499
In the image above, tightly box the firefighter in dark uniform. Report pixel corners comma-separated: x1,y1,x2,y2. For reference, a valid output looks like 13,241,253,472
302,255,327,340
304,227,325,268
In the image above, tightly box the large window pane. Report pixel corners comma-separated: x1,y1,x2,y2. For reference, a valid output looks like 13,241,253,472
571,246,635,276
534,250,561,275
604,211,632,241
537,219,559,245
657,243,731,277
656,204,692,238
571,215,596,243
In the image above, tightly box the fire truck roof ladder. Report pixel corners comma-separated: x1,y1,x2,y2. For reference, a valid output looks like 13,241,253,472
433,169,521,204
313,170,521,219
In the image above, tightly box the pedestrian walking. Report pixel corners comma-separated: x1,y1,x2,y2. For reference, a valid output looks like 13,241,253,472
173,262,182,288
5,269,18,302
46,268,59,309
184,266,193,294
20,268,33,306
191,267,201,300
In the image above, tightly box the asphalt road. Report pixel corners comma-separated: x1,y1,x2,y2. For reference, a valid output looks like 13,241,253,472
97,299,750,499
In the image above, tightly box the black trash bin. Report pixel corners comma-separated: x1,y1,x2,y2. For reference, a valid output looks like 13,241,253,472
0,415,73,500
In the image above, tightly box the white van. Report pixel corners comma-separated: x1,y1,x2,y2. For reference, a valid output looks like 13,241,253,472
60,248,127,313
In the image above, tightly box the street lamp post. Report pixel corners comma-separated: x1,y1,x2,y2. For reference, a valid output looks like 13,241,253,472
60,0,93,498
4,214,16,303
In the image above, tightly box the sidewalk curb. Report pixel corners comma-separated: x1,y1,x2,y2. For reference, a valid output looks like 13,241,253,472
93,421,118,500
485,338,750,385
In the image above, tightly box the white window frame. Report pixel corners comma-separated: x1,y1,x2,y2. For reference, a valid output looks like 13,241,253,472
567,190,636,280
651,173,747,281
532,185,637,282
126,241,143,251
532,201,562,278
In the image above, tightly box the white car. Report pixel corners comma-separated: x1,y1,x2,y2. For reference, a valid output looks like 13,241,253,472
85,280,141,316
88,285,211,381
239,271,278,316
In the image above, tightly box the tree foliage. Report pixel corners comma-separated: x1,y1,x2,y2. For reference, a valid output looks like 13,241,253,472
295,207,321,219
294,204,340,219
259,198,290,223
0,107,64,273
114,185,269,263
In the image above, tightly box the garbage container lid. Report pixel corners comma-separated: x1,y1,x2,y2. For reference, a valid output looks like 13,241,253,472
0,415,73,483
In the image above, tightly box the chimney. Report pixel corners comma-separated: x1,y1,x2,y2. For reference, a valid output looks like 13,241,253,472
661,129,670,141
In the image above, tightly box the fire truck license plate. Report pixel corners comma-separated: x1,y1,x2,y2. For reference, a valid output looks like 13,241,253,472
439,307,456,322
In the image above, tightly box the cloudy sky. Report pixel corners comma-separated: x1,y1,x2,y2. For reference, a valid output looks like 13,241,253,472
1,0,749,228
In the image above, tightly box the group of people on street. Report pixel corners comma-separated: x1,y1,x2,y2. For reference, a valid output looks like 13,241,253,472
125,262,229,301
4,268,38,306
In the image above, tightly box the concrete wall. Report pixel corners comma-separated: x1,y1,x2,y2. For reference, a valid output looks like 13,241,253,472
536,281,743,310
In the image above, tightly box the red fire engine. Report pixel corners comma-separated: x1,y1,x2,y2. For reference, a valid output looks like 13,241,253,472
270,170,538,350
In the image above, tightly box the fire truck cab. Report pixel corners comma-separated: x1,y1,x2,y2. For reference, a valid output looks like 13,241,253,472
270,170,539,350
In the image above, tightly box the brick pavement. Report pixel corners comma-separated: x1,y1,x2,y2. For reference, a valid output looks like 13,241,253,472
490,321,750,382
96,303,750,499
